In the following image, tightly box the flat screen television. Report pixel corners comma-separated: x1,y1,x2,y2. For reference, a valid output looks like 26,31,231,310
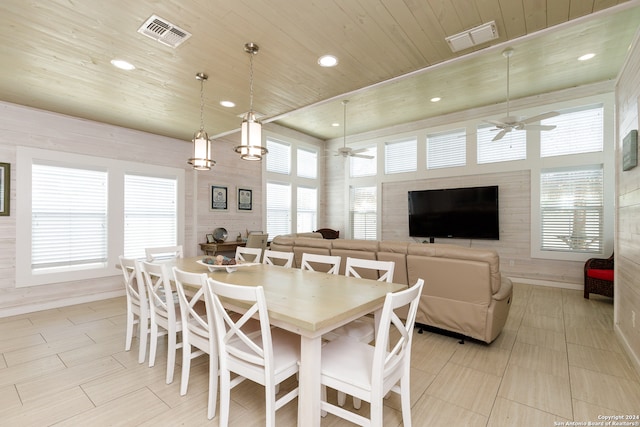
408,185,499,240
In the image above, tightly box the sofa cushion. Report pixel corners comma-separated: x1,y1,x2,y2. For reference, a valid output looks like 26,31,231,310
587,268,614,281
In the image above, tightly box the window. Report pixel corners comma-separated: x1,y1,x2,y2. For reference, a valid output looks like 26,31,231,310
17,147,184,287
427,128,466,169
540,166,603,253
541,105,604,157
266,138,291,174
477,125,526,164
124,174,178,259
385,139,416,174
266,182,291,237
297,186,317,232
32,163,108,271
297,148,318,179
350,186,377,240
350,147,377,177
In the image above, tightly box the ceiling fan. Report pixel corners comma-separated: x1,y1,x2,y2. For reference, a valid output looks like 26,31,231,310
486,48,560,141
335,100,374,159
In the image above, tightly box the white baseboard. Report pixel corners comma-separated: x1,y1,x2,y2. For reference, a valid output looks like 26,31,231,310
506,276,582,291
0,290,126,318
615,323,640,376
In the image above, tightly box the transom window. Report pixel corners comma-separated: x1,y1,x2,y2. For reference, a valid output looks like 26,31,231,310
477,125,526,164
427,128,466,169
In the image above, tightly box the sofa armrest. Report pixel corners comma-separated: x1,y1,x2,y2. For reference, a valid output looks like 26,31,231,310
492,275,513,302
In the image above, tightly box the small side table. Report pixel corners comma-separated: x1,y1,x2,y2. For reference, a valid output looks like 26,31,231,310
199,241,246,256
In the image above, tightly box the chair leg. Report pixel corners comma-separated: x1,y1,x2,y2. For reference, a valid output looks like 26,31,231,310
353,397,362,409
265,383,277,427
125,309,134,351
166,331,177,384
148,322,158,368
400,376,412,427
207,353,218,420
137,318,148,364
180,343,191,395
337,391,346,406
219,369,231,427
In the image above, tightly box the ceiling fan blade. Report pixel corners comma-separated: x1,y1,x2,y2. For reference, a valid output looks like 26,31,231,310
351,153,374,159
492,129,508,141
484,119,508,127
523,124,557,131
521,111,560,124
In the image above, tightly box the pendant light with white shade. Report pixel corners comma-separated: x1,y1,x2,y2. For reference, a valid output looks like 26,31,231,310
235,42,268,161
187,72,215,170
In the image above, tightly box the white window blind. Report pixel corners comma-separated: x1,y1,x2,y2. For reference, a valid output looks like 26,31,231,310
540,166,603,253
541,105,604,157
350,147,377,177
124,174,178,259
266,182,291,237
477,125,526,164
385,139,417,174
32,163,108,270
350,186,377,240
297,186,317,232
297,148,318,179
266,139,291,175
427,128,466,169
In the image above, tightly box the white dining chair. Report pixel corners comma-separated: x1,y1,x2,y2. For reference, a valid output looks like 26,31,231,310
205,277,300,427
145,245,183,261
333,257,396,343
235,246,262,263
300,253,341,275
262,249,294,268
119,255,150,364
329,257,396,408
320,278,425,427
172,267,216,419
138,260,183,384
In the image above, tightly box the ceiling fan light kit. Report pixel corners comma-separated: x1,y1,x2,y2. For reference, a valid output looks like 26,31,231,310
487,47,560,141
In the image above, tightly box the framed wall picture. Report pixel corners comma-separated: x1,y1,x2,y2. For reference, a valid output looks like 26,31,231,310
0,162,9,216
623,130,638,171
210,185,228,210
237,187,253,211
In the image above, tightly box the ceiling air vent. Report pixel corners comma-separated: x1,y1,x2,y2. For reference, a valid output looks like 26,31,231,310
445,21,499,53
137,15,191,48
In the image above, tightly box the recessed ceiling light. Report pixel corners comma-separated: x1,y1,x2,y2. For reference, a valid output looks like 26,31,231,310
220,100,235,108
430,97,442,102
331,122,340,127
318,55,338,67
578,53,595,61
110,59,135,70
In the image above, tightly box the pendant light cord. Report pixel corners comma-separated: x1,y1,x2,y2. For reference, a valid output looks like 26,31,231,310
199,77,205,132
249,52,255,113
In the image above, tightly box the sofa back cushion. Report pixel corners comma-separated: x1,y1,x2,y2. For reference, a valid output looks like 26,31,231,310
407,243,501,294
377,241,410,285
330,239,379,275
292,237,333,268
407,255,492,305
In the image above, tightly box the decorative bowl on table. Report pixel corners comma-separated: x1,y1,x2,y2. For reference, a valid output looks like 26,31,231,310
197,256,258,273
212,227,228,243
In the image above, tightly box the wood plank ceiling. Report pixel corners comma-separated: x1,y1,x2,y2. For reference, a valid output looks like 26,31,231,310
0,0,639,143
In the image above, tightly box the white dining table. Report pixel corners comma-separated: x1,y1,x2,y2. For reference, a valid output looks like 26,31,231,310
172,256,405,427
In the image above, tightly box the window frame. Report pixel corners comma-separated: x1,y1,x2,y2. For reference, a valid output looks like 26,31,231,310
16,147,185,287
264,134,321,237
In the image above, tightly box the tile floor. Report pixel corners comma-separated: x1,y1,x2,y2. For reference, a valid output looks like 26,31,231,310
1,283,639,426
